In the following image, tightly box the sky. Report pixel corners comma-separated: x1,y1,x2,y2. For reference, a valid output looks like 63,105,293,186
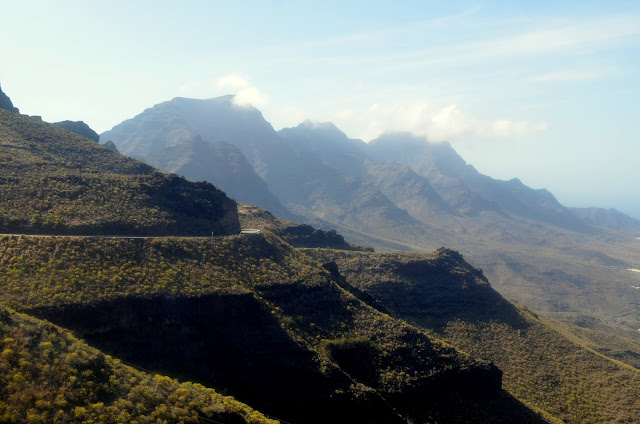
1,0,639,218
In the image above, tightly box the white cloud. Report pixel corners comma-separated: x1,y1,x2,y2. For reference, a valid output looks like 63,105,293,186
352,13,640,73
232,86,269,108
214,73,268,108
530,67,621,82
340,101,547,142
177,73,269,108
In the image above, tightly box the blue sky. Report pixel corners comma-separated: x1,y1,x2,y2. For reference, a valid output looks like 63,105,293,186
2,0,640,218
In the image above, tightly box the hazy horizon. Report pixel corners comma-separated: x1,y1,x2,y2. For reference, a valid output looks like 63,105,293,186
2,1,639,219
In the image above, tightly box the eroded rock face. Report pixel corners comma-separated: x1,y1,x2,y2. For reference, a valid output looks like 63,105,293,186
0,84,19,113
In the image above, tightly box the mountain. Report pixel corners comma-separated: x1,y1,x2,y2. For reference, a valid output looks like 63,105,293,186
279,120,368,179
144,136,292,218
368,132,589,231
100,95,280,159
0,84,551,422
570,206,640,234
102,97,640,332
4,82,640,422
275,123,640,332
279,122,459,220
53,120,100,142
0,107,239,235
101,96,437,244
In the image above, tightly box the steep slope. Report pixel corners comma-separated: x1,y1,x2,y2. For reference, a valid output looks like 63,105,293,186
279,122,457,220
308,248,640,424
0,234,547,424
100,95,279,159
145,137,292,218
277,123,640,331
0,107,239,235
0,304,277,423
368,132,590,231
278,120,369,179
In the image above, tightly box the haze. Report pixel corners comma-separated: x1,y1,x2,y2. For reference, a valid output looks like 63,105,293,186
1,0,639,218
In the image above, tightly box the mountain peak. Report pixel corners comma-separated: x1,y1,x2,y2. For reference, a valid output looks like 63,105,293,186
0,83,19,113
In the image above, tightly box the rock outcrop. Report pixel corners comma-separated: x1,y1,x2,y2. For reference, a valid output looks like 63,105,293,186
0,83,19,113
53,120,100,142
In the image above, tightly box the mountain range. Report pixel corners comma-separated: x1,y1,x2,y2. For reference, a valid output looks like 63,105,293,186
101,95,640,331
2,84,640,423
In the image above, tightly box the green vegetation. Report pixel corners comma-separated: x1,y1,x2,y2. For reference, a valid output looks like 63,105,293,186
0,304,276,423
0,234,546,423
0,109,239,235
309,248,640,424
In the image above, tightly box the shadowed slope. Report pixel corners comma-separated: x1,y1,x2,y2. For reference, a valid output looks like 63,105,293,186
309,248,640,423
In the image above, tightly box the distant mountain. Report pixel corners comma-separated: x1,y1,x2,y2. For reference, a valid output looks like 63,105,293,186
53,120,100,142
102,97,433,243
145,136,292,218
279,120,368,179
280,122,458,220
368,132,589,231
570,207,640,234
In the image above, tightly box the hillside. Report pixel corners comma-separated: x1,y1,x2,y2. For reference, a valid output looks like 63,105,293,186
0,304,277,423
0,234,547,423
0,107,239,235
308,248,640,423
145,137,293,219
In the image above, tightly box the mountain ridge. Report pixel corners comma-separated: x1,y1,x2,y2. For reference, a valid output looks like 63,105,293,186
99,94,640,332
